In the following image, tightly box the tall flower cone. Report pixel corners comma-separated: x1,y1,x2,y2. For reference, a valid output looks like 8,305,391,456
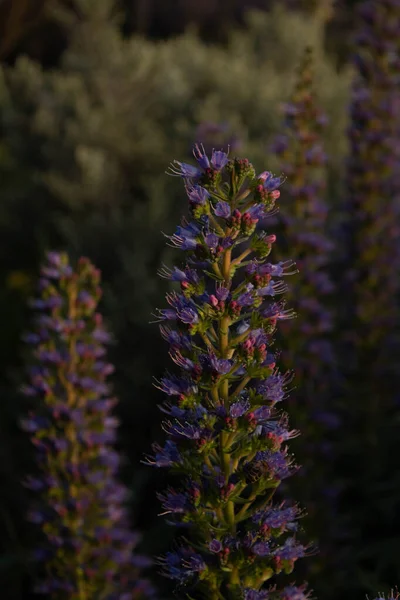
346,0,400,379
22,252,155,600
271,47,339,585
147,147,314,599
331,1,400,595
272,47,334,392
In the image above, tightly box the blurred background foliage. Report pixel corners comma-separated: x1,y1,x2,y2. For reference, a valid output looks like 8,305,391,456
0,0,398,599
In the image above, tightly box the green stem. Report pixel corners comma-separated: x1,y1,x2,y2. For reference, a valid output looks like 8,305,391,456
200,331,216,352
212,264,223,279
229,376,251,401
231,329,251,347
209,213,225,236
231,247,253,267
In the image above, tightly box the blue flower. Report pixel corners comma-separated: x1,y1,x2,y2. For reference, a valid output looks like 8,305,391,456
273,537,305,560
168,160,202,179
209,539,222,553
243,589,269,600
230,399,251,418
211,149,229,170
252,541,271,556
214,201,231,218
280,585,310,600
187,184,210,205
145,441,181,468
193,143,211,169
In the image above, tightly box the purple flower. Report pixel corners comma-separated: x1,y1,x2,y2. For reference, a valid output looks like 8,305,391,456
168,221,201,250
208,353,232,374
252,541,271,556
215,285,230,301
168,161,202,179
155,374,197,397
192,144,229,172
193,143,211,169
237,288,255,307
280,585,310,600
158,489,190,514
247,204,266,220
178,307,199,325
230,399,251,418
209,539,222,553
145,441,181,468
251,449,294,481
187,184,210,205
214,201,231,218
243,589,269,600
211,149,229,170
252,504,299,531
256,371,292,404
204,232,219,250
273,537,306,560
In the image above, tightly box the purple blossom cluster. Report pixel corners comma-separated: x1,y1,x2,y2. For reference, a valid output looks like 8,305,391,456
148,146,313,598
347,0,400,369
272,47,334,387
22,252,154,600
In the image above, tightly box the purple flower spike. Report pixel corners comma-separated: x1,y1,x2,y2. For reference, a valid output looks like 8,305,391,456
22,252,154,599
193,143,211,169
271,50,342,584
346,0,400,368
151,146,309,597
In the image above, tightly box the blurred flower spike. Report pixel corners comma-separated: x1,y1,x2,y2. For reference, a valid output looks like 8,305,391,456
22,252,155,600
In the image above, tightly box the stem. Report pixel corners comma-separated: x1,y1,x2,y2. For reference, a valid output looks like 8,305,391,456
231,329,251,347
231,248,253,267
222,248,232,284
211,386,220,405
204,454,216,473
212,262,223,279
217,248,238,534
65,283,88,600
229,376,251,401
219,316,231,357
236,486,277,521
235,189,252,204
209,213,225,236
236,493,257,521
200,331,216,352
230,565,240,585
